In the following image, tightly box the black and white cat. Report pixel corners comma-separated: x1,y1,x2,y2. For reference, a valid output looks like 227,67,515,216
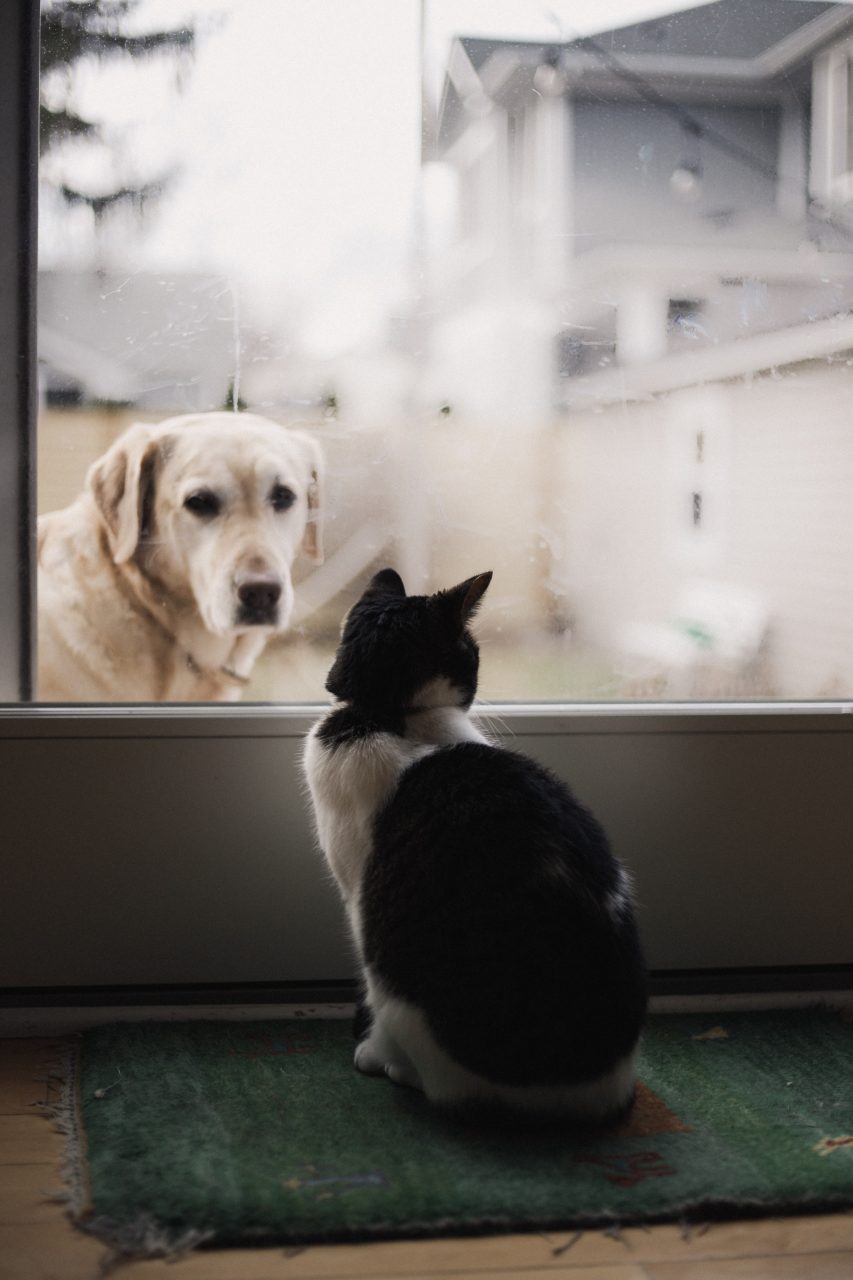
303,568,647,1122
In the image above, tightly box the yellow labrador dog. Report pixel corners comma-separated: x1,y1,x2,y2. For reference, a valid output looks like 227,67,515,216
37,411,323,701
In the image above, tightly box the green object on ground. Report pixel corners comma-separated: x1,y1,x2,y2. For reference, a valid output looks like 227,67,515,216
69,1009,853,1253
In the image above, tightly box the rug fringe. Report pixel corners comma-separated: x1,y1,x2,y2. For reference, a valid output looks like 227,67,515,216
31,1038,90,1221
81,1216,216,1273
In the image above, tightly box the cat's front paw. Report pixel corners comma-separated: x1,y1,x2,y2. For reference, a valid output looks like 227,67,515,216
353,1040,422,1091
353,1040,386,1076
384,1060,422,1091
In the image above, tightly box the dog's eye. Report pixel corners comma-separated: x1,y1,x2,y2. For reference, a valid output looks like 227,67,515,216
183,490,221,518
270,483,296,512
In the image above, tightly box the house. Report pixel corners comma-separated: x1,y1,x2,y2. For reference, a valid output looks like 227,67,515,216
421,0,853,698
428,0,853,417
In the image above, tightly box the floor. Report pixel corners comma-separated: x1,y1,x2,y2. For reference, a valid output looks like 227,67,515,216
3,1037,853,1280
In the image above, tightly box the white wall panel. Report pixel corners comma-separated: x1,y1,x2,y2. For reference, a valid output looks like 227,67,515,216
1,707,851,990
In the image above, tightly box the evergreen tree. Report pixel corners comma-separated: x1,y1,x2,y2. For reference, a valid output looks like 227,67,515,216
40,0,196,219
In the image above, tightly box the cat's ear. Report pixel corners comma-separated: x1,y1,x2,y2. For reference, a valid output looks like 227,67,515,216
367,568,406,597
434,571,492,629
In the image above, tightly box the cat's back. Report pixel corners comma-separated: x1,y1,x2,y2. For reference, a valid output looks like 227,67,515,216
362,741,646,1087
374,740,615,889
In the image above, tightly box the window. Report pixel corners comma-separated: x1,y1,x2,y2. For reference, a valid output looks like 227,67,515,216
1,1,852,999
29,0,853,706
667,298,706,348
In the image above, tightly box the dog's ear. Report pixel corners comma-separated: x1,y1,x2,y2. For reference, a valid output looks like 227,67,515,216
87,423,159,564
293,431,324,564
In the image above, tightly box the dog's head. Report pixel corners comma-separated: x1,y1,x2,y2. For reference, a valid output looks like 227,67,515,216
88,411,324,637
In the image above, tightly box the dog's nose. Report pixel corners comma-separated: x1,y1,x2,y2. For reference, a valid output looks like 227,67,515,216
237,578,282,613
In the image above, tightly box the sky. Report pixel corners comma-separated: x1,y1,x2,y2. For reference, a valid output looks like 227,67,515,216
43,0,714,356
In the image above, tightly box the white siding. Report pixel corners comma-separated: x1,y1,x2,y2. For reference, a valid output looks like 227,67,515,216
558,361,853,698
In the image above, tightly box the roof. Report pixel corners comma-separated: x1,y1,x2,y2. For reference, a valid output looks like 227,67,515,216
569,0,840,62
435,2,853,151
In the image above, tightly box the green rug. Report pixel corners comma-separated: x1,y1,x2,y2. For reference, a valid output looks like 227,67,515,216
61,1009,853,1256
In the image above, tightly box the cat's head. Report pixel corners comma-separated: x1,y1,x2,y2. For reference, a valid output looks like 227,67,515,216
326,568,492,714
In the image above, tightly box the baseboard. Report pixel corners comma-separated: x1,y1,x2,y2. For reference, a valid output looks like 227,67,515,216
0,979,358,1008
2,970,852,1037
0,1002,357,1037
3,966,852,1009
649,964,853,997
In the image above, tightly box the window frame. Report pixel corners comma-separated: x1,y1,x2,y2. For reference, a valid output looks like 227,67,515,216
0,0,36,704
3,0,853,1003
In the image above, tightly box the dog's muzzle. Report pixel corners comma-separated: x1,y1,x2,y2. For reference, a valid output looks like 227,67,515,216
236,575,283,626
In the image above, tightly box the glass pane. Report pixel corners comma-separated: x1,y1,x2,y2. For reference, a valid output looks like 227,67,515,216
37,0,853,703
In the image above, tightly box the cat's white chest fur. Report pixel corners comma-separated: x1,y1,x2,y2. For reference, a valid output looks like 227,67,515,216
302,727,429,908
302,699,486,915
